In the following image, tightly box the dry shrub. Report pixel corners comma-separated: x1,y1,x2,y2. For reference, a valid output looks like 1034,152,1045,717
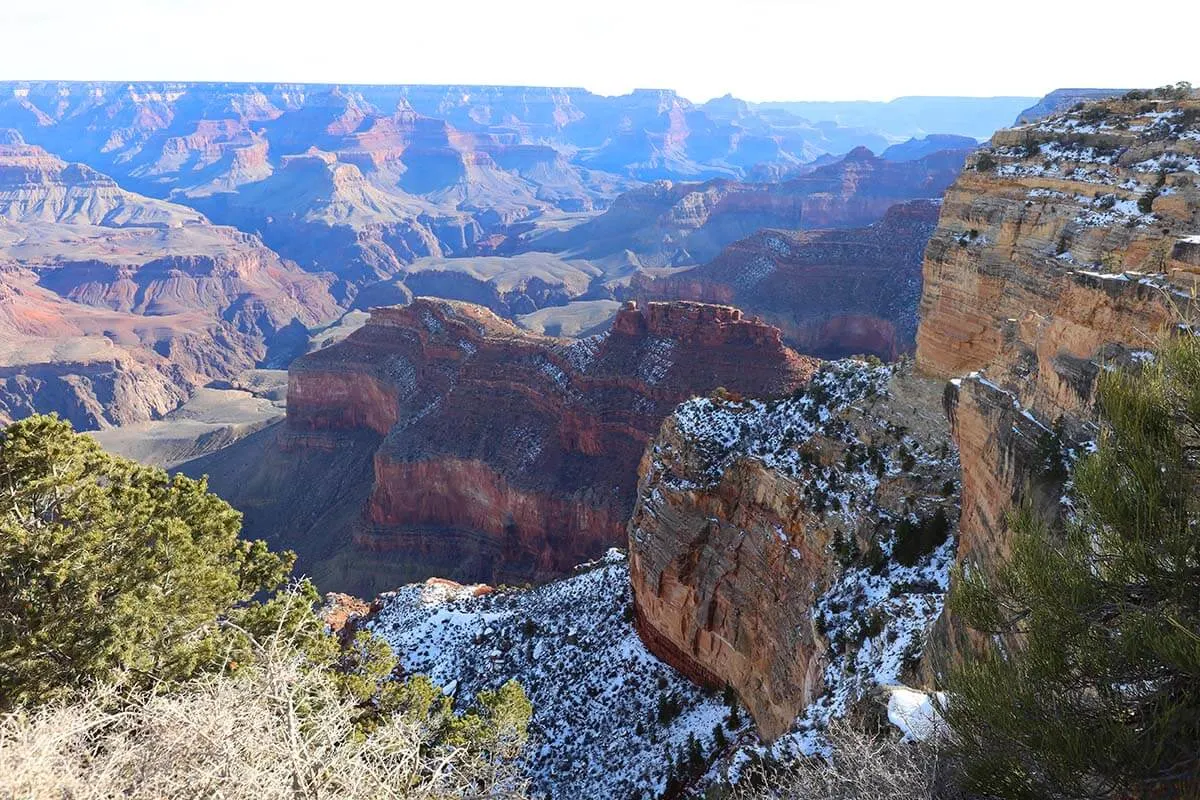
0,629,529,800
733,722,945,800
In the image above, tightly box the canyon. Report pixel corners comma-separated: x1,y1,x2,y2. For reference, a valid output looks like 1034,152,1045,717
528,146,967,267
189,299,818,595
0,82,983,441
624,90,1200,745
0,82,986,288
4,76,1196,798
0,131,339,429
181,92,1200,751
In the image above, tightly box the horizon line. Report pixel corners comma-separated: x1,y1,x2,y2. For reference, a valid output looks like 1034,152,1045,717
0,78,1048,106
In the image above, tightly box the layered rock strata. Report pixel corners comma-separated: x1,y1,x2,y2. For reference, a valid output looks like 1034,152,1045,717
257,299,817,588
629,363,959,739
0,133,341,428
915,95,1200,591
0,81,936,285
532,147,967,267
634,199,941,359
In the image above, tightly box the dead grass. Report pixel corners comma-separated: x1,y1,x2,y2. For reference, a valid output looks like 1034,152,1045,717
0,626,528,800
732,723,946,800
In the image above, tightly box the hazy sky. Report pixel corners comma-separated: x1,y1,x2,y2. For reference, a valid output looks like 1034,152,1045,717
3,0,1197,102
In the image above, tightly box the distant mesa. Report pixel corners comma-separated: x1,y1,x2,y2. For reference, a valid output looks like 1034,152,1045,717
633,198,943,360
1014,87,1130,124
881,134,979,161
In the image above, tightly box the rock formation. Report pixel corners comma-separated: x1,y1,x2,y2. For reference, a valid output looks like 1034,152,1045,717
195,299,817,594
357,253,606,318
915,94,1200,593
0,132,341,429
1014,88,1130,125
881,134,978,162
633,199,941,359
628,363,959,739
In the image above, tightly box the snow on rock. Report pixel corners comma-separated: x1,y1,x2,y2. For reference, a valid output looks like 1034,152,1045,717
557,333,606,374
887,688,948,742
760,532,956,762
672,361,890,481
636,337,677,386
650,362,959,777
370,553,732,800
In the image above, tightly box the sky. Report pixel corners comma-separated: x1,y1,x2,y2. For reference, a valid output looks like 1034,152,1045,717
2,0,1198,103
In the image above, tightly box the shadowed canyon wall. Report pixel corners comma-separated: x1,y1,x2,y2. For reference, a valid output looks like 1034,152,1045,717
194,299,819,594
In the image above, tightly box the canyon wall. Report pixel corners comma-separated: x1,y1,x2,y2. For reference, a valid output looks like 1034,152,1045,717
628,364,960,739
915,95,1200,613
209,298,817,593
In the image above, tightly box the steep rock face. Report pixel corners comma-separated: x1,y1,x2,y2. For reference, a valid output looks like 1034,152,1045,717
633,199,941,359
940,377,1061,575
914,94,1200,658
0,134,342,428
530,148,968,267
629,364,959,739
278,299,817,588
914,99,1200,414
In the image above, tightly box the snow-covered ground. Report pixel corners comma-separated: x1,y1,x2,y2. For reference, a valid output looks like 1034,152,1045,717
778,534,955,756
371,536,954,797
370,552,734,800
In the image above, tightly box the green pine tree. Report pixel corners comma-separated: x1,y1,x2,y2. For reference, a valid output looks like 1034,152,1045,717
713,723,728,751
0,414,298,707
944,337,1200,798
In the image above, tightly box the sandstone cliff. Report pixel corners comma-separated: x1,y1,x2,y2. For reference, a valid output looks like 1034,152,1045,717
198,299,818,594
633,199,941,359
628,363,959,740
915,94,1200,597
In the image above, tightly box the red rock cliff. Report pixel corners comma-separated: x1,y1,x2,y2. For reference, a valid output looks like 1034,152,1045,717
628,364,960,739
285,298,818,584
914,95,1200,660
